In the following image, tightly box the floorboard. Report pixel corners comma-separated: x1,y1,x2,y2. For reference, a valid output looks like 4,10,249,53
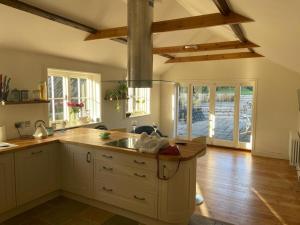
195,147,300,225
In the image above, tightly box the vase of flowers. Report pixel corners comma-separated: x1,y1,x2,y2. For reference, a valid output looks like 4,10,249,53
68,102,84,124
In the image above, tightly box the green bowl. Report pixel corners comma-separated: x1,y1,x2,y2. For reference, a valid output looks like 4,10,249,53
100,132,111,139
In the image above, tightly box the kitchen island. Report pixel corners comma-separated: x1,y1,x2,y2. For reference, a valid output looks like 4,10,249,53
0,128,206,225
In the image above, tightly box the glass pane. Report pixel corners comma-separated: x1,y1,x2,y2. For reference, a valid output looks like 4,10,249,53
214,86,235,141
48,101,53,122
177,86,188,137
80,79,87,98
70,78,78,98
48,76,52,98
80,99,88,116
71,98,79,103
239,86,253,143
54,99,64,121
53,76,63,98
192,86,210,137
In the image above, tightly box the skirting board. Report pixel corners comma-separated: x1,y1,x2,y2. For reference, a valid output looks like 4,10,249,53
0,191,60,223
251,150,287,160
62,191,189,225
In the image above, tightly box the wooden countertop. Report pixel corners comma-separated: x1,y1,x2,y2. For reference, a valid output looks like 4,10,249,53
0,128,206,161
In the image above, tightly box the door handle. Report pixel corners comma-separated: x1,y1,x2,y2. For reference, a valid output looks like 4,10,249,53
102,166,113,171
102,154,113,159
31,150,43,155
133,160,146,165
134,195,146,201
134,173,146,178
86,152,92,163
102,187,113,192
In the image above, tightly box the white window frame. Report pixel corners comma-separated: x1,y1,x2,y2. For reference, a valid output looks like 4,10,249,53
126,88,151,117
47,68,101,124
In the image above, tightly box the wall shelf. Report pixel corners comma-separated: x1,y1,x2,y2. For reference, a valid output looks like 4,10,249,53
1,100,50,105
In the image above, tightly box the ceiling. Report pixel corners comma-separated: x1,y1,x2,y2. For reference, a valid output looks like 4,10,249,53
0,0,299,75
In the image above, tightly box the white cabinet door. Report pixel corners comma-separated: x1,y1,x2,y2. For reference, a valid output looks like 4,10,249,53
158,158,196,224
0,153,16,214
61,144,93,198
15,144,60,205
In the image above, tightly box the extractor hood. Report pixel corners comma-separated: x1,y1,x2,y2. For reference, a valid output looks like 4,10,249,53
127,0,154,88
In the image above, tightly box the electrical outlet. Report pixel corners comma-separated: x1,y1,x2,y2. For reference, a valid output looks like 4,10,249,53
24,121,31,127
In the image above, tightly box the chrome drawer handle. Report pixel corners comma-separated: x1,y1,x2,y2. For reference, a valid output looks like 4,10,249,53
134,195,146,201
134,173,146,178
102,187,113,192
133,160,146,165
102,154,113,159
102,166,113,171
31,150,43,155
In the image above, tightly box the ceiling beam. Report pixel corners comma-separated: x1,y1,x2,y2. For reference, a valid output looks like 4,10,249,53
153,40,259,54
0,0,97,33
0,0,174,59
165,52,263,63
212,0,254,48
85,12,253,41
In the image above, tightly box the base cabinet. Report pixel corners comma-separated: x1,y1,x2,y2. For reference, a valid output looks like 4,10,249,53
0,153,16,215
61,144,94,198
15,144,60,205
1,142,197,225
158,158,196,224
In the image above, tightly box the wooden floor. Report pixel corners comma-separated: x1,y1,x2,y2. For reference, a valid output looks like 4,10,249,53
195,147,300,225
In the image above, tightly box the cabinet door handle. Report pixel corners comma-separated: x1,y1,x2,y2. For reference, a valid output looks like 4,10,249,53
133,160,146,165
31,150,43,155
87,152,92,163
102,154,113,159
102,166,113,171
134,173,146,178
102,187,113,192
134,195,146,201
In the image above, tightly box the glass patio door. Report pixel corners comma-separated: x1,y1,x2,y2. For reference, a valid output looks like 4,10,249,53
176,82,255,150
212,85,237,147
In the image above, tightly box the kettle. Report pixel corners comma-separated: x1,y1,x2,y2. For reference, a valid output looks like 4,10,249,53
33,120,48,139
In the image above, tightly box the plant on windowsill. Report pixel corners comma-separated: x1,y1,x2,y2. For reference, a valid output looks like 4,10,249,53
104,81,129,111
68,102,84,124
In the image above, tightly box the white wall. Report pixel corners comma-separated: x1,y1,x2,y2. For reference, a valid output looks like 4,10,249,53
160,58,300,160
0,48,160,139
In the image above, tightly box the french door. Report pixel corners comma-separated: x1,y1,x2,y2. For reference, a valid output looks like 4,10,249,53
177,82,255,150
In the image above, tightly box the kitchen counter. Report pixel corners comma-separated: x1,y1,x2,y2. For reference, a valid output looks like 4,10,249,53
0,128,206,161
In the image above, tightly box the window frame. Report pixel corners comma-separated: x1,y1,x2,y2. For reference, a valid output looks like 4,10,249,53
126,87,151,118
47,68,101,124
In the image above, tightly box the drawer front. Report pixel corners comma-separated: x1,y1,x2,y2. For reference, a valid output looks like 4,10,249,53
94,173,158,218
95,159,157,188
95,149,157,171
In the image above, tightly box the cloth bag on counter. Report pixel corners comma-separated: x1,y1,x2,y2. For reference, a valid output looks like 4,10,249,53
134,132,169,154
0,125,7,142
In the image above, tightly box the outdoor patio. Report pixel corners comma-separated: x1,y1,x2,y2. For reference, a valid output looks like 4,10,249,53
177,95,252,143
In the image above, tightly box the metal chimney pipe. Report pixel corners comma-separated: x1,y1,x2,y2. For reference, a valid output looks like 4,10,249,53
127,0,153,88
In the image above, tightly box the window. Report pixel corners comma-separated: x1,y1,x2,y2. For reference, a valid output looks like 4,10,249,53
126,88,151,117
48,69,100,125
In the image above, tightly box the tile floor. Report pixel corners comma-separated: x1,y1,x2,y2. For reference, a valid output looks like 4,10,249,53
0,197,233,225
0,197,138,225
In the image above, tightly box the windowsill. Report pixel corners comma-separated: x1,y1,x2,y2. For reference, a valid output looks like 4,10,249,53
54,122,101,132
126,112,151,118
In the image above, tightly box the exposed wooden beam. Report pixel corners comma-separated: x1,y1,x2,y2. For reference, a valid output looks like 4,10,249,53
0,0,174,59
165,52,263,63
85,12,253,41
153,40,258,54
212,0,251,43
0,0,97,33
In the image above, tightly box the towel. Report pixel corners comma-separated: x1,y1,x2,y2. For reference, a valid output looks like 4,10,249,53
134,132,169,154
